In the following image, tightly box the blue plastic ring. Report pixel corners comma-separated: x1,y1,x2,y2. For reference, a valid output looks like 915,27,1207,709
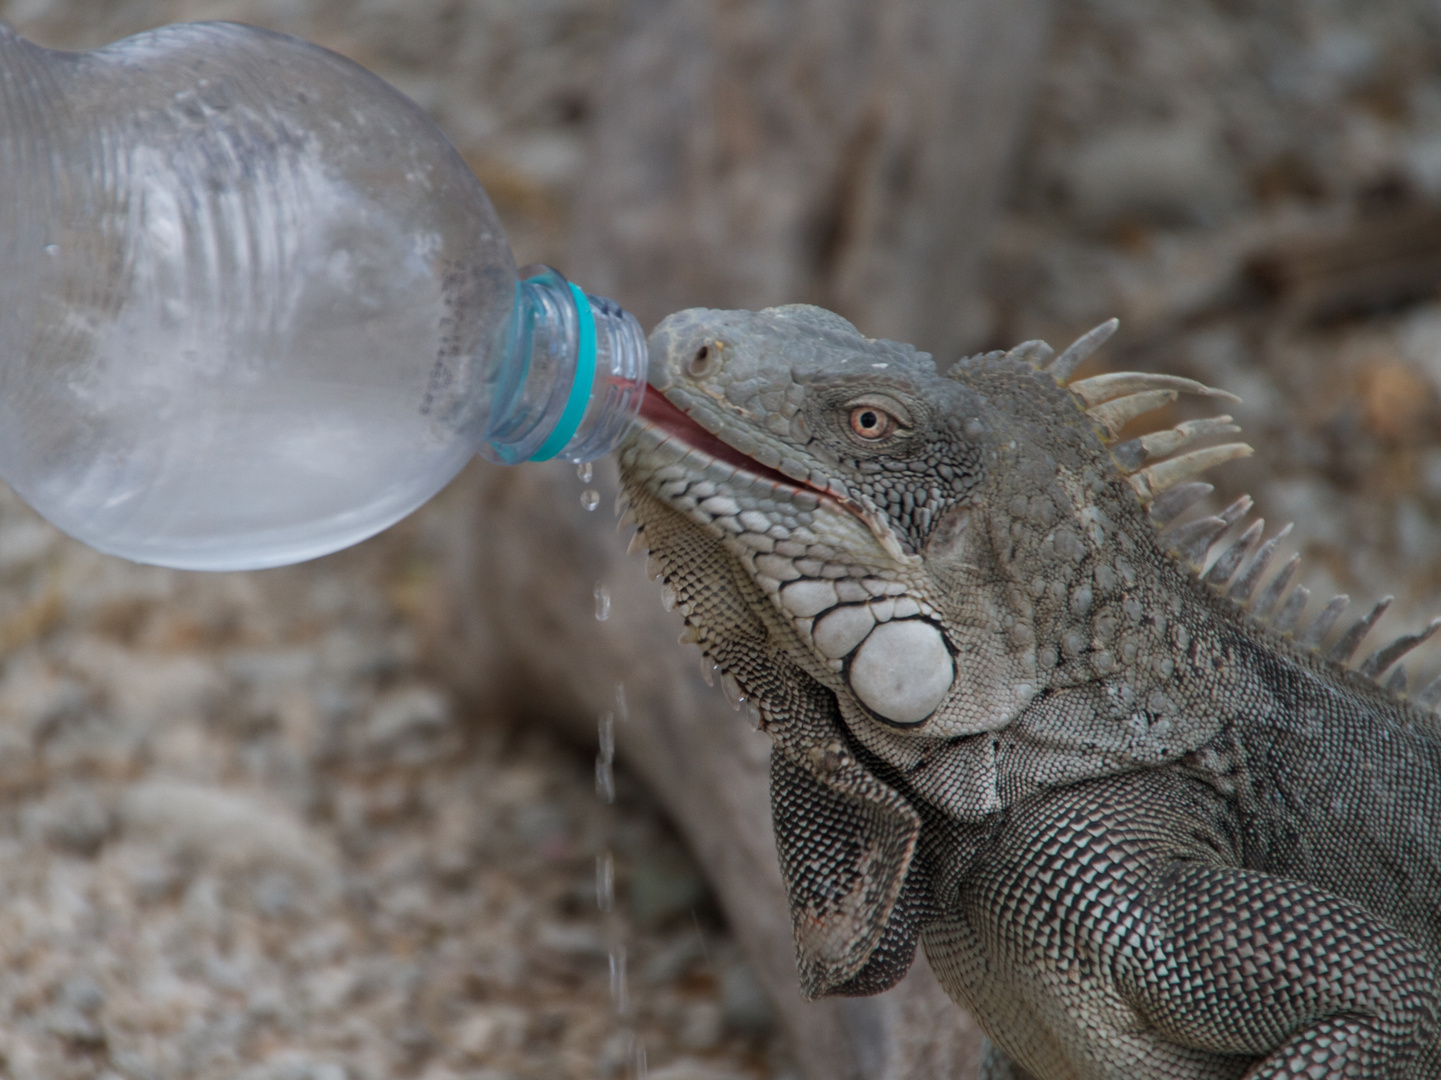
528,281,597,462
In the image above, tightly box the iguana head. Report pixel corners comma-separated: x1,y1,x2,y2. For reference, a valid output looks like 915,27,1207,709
634,304,1049,731
622,303,1245,734
615,304,1261,995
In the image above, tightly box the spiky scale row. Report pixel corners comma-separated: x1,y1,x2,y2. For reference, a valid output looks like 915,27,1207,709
1129,444,1256,503
1162,495,1253,568
1327,598,1392,664
1205,519,1265,586
1045,318,1119,382
1150,483,1214,529
1418,673,1441,710
1274,586,1311,634
1230,525,1293,604
1088,391,1180,441
1249,552,1300,619
1068,372,1240,409
1363,619,1441,681
1044,322,1441,712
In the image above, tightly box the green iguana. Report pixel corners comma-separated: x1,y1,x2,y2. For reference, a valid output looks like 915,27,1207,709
615,305,1441,1079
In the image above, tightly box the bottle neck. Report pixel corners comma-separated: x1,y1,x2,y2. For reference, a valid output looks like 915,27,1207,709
478,266,647,465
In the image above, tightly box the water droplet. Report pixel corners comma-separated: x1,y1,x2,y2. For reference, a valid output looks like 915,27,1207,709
614,682,630,724
576,461,594,484
596,851,615,912
594,581,611,621
43,243,59,256
745,701,763,729
596,756,615,803
631,1037,648,1079
660,584,677,612
699,657,715,686
609,946,629,1013
581,489,600,511
598,711,615,763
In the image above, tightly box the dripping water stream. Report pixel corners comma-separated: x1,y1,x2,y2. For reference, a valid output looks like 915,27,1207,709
583,463,646,1077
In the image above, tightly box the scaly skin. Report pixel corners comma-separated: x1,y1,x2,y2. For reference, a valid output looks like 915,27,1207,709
616,305,1441,1079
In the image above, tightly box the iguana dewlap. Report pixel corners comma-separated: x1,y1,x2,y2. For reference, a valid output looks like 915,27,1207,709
617,304,1441,1079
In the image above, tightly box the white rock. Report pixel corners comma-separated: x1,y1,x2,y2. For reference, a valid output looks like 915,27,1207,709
66,639,222,728
365,685,451,750
120,780,337,884
454,1005,529,1058
678,1000,725,1051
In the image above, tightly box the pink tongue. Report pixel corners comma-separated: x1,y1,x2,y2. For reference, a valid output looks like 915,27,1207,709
639,391,807,492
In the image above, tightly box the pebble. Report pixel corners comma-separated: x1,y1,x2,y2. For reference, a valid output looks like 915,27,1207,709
24,786,112,856
364,685,452,763
120,780,338,884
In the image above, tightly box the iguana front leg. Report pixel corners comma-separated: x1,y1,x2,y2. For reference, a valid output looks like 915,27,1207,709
1118,861,1437,1078
932,769,1437,1079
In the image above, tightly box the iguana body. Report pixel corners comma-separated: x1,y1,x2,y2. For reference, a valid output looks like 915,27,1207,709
616,305,1441,1079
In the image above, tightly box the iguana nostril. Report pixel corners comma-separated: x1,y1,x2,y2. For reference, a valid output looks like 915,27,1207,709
686,343,719,378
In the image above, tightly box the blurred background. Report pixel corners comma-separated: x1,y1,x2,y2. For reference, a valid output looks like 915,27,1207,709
3,1,1441,1079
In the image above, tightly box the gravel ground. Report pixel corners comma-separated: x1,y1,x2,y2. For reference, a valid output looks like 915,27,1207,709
0,478,786,1080
4,1,1441,1078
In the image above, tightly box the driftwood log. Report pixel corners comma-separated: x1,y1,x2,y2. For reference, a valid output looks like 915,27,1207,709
437,1,1054,1076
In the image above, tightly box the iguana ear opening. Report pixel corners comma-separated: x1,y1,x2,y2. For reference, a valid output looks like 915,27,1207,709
770,745,927,998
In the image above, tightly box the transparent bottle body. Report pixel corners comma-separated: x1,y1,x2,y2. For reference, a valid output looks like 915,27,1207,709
0,21,644,571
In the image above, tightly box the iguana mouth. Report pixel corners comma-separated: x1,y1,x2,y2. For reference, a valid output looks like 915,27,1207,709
639,389,834,502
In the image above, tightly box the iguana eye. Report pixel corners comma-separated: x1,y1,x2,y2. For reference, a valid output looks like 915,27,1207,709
849,405,897,440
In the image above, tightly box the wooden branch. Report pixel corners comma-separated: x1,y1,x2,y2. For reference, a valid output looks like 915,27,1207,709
1246,205,1441,322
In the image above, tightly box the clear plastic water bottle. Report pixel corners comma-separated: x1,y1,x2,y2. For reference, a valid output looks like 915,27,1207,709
0,20,646,571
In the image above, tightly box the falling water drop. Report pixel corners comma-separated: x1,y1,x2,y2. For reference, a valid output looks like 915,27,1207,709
596,851,615,912
631,1037,648,1079
699,657,716,686
615,683,630,725
660,585,677,612
594,581,612,621
581,489,601,511
598,711,616,762
596,757,616,803
745,701,763,730
609,946,629,1013
577,461,595,484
